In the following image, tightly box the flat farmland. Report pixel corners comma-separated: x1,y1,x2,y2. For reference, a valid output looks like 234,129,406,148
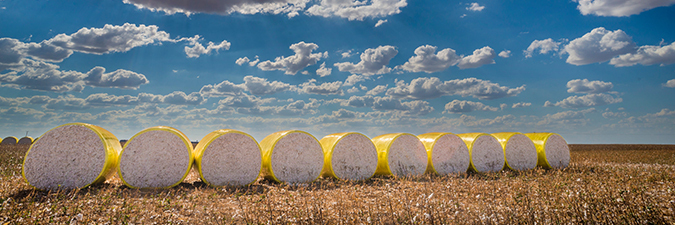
1,144,674,224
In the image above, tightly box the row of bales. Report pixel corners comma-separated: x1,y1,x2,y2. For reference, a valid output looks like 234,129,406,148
2,136,35,145
21,123,570,190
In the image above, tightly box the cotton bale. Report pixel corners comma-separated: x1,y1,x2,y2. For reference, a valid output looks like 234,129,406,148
418,132,470,175
259,130,324,184
193,129,262,187
118,126,194,189
18,136,34,145
21,123,121,190
524,132,570,169
319,132,378,181
372,133,428,177
1,136,17,145
457,133,504,173
491,132,538,171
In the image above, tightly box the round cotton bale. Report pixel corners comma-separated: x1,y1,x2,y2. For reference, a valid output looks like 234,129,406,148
457,133,504,173
1,136,17,145
22,123,121,190
372,133,428,177
193,129,262,187
259,130,324,184
118,126,194,189
491,132,538,171
418,132,470,175
319,132,378,181
524,133,570,169
18,136,34,145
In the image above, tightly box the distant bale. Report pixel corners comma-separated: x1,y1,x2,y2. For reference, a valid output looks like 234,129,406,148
418,132,470,175
524,133,570,169
18,136,34,145
319,132,378,181
22,123,121,190
457,133,504,173
492,132,538,171
259,130,324,184
1,136,18,145
118,126,194,189
194,129,262,187
372,133,428,177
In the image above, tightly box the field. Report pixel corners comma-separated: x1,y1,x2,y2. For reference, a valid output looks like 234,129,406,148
1,144,674,224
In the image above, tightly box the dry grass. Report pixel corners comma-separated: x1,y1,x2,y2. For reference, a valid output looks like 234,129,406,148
1,144,674,224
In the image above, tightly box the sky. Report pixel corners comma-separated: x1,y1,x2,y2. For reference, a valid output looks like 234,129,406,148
1,0,674,144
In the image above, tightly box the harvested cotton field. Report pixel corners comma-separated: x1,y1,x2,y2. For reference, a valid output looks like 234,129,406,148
1,137,17,145
372,133,428,177
525,133,571,169
458,133,505,173
17,137,33,145
194,129,262,187
259,130,324,184
118,126,194,189
491,132,538,171
21,123,121,190
418,132,470,175
319,132,378,181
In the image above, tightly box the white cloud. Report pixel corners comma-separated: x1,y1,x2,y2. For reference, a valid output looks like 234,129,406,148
184,37,230,58
443,100,498,114
664,79,675,88
83,66,149,89
334,45,398,75
498,50,511,58
199,80,246,97
397,45,461,73
123,0,309,18
347,86,360,93
457,46,496,69
385,77,525,100
46,23,173,55
366,84,387,95
466,3,485,11
235,57,250,65
524,38,561,58
609,41,675,67
547,93,623,108
243,75,294,95
574,0,675,17
602,111,628,118
257,41,327,75
316,62,332,77
305,0,408,21
375,19,388,27
334,95,433,116
343,74,368,86
512,102,531,108
563,27,637,65
341,50,354,58
566,79,613,94
300,79,343,95
540,108,596,125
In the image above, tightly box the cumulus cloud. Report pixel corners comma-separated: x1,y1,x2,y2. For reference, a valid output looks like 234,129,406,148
305,0,408,21
385,77,525,100
316,62,332,77
375,19,388,27
300,79,343,95
498,50,511,58
243,75,294,95
46,23,172,55
664,79,675,88
341,50,354,58
257,41,327,75
563,27,637,65
199,80,246,97
540,108,596,124
347,86,360,93
235,57,250,65
343,74,367,86
397,45,461,73
123,0,309,18
546,93,622,108
566,79,613,94
334,45,398,75
83,66,149,89
609,41,675,67
602,111,628,119
366,84,387,95
511,102,531,108
574,0,675,17
524,38,561,58
185,37,230,58
457,46,496,69
443,100,498,114
466,2,485,11
336,95,433,116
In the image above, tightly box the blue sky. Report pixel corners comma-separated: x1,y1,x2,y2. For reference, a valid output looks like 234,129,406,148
1,0,674,143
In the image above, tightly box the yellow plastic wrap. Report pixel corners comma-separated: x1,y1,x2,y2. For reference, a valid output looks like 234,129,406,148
491,132,519,170
22,123,122,190
193,129,262,186
417,132,450,174
524,132,569,169
259,130,323,183
118,126,194,189
319,132,376,180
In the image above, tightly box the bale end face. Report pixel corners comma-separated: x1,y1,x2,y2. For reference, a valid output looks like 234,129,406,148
494,133,538,171
18,137,34,145
459,133,505,173
427,134,470,175
196,130,262,186
1,136,18,145
373,134,427,177
324,133,378,181
544,134,571,169
262,131,324,184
